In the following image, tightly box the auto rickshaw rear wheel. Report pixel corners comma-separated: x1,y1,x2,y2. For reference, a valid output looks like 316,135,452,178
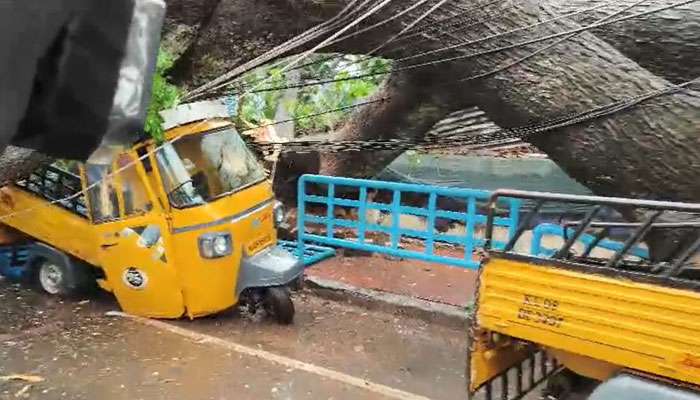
265,286,295,325
37,260,70,296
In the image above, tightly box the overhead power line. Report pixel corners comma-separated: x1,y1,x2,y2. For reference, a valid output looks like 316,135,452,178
246,79,695,155
0,0,404,221
1,1,694,223
201,0,514,97
229,0,453,96
185,0,384,99
205,0,690,99
396,0,624,62
456,0,649,83
187,0,400,100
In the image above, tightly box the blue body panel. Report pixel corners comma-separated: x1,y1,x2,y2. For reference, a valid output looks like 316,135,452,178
0,244,37,281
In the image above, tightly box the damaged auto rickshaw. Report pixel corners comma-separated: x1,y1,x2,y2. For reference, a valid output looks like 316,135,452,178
0,101,303,324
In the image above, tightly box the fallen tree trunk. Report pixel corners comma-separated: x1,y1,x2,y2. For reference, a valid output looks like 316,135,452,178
401,0,700,202
163,0,700,191
164,0,700,203
551,0,700,84
166,0,700,87
318,68,466,178
3,0,698,187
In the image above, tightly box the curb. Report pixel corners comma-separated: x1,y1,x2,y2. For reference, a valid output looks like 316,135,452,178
303,275,471,329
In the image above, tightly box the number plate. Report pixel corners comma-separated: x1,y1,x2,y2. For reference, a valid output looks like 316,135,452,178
246,234,273,255
516,294,564,328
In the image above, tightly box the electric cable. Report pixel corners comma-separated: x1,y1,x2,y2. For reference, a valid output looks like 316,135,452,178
185,0,375,98
206,0,687,99
187,0,400,100
456,0,649,83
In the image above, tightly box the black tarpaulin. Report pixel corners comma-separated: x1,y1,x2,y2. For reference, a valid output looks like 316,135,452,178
0,0,164,160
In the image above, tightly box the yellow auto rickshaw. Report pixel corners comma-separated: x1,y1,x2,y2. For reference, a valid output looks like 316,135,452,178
0,101,302,323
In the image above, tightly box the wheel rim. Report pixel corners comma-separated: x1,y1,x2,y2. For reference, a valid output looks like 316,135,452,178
39,263,63,295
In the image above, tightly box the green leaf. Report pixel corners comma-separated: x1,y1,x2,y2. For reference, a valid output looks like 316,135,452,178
144,48,182,142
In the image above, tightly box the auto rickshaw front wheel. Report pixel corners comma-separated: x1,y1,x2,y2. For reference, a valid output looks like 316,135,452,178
264,286,295,325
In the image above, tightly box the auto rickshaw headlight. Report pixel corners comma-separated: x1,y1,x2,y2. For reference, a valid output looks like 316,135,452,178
198,233,232,259
273,202,285,226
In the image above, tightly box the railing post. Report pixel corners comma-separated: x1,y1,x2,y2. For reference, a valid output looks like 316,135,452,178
390,190,401,249
426,192,437,256
506,200,544,253
297,176,307,263
508,199,521,241
582,227,611,257
358,186,368,244
484,193,499,251
326,183,335,239
606,211,662,269
530,225,547,256
554,206,601,259
465,197,476,261
666,232,700,277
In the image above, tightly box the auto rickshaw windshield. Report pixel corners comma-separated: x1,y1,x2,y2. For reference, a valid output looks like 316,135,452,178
155,128,267,208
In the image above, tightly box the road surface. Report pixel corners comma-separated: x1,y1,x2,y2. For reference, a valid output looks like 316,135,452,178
0,279,470,400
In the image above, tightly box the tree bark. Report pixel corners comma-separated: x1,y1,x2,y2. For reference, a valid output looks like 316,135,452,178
551,0,700,84
167,0,326,87
404,1,700,202
318,68,466,178
0,147,51,187
162,0,700,186
165,0,700,86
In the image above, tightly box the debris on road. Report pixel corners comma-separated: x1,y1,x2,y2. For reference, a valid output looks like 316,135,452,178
14,384,31,398
0,374,44,383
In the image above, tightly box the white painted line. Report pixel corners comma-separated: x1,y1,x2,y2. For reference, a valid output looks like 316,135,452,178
106,311,432,400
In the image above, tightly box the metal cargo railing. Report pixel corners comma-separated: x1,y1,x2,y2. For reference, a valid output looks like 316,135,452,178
484,189,700,279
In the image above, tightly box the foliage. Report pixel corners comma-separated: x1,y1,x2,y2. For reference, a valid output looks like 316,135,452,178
144,49,182,142
236,55,391,135
237,67,287,128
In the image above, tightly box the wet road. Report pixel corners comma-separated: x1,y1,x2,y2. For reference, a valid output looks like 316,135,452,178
0,279,470,400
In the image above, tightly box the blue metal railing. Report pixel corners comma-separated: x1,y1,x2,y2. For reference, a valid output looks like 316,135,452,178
297,175,521,269
530,223,650,260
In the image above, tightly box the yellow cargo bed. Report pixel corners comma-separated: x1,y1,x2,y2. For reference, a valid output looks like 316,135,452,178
0,179,99,266
476,253,700,387
468,189,700,399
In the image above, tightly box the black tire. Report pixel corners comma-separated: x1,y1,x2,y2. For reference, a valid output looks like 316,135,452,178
265,286,295,325
34,255,95,297
290,274,304,292
36,259,71,296
544,368,581,399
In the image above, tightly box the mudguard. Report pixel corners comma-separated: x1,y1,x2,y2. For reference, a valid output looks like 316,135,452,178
236,246,304,296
